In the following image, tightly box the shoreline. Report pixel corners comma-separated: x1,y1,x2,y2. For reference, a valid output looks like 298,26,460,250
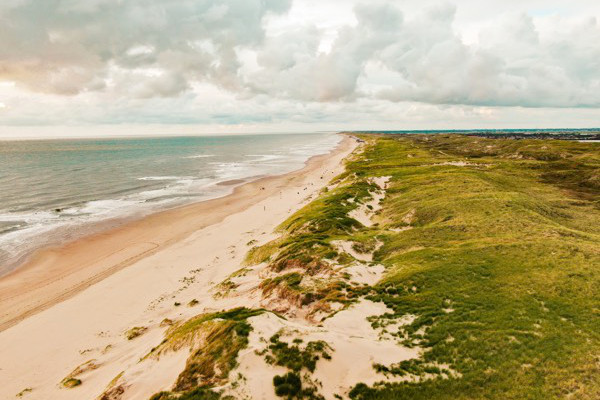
0,174,260,279
0,135,355,332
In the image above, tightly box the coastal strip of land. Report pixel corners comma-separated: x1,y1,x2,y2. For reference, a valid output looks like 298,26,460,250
1,133,599,400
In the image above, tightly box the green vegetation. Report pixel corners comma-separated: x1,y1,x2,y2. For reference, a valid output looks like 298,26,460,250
230,267,251,278
245,238,284,265
246,173,383,315
164,307,263,343
147,308,264,400
259,269,367,310
249,134,600,399
372,360,452,377
261,332,332,399
98,370,125,398
175,389,226,400
265,332,332,373
98,371,125,400
60,359,98,389
271,370,324,400
273,372,302,398
246,173,378,276
345,134,600,399
61,378,81,388
150,387,230,400
142,134,599,399
260,272,303,296
125,326,147,340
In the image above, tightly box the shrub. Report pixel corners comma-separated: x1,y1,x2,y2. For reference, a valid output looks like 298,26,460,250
273,372,302,398
125,326,147,340
62,378,82,388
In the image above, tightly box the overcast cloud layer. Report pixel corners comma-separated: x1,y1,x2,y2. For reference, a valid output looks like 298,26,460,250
1,0,600,135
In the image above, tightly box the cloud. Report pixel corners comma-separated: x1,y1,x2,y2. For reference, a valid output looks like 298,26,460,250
373,4,600,107
0,0,292,96
244,2,600,107
1,0,600,133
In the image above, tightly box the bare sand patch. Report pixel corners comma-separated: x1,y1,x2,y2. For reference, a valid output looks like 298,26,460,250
343,263,385,285
308,300,421,399
332,240,383,263
224,300,421,400
348,176,391,227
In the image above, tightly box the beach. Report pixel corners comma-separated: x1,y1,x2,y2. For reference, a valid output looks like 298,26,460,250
0,134,348,332
0,135,358,399
1,133,599,400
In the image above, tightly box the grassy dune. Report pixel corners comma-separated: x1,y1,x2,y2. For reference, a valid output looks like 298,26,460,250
259,134,600,399
354,135,600,398
148,308,263,400
148,134,600,399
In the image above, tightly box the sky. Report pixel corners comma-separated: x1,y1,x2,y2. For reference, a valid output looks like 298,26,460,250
1,0,600,138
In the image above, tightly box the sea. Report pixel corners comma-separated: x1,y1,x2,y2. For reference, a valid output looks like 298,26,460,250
0,132,341,275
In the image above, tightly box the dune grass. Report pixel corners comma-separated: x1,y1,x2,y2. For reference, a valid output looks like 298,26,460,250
125,326,147,340
265,332,332,373
150,387,227,400
146,134,598,399
147,308,264,399
60,359,99,389
248,133,600,399
344,134,600,399
265,332,331,399
61,378,81,388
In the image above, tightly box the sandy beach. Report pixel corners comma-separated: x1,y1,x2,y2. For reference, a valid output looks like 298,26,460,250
0,136,352,332
0,135,364,399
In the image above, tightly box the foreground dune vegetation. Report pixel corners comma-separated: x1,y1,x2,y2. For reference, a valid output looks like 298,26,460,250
140,134,599,400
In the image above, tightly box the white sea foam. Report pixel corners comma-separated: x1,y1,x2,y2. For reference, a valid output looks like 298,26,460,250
210,161,253,180
137,176,194,181
0,211,61,223
0,214,80,265
185,154,216,159
245,154,286,163
77,198,140,215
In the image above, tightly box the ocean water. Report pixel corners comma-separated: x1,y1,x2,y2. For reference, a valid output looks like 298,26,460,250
0,132,340,275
